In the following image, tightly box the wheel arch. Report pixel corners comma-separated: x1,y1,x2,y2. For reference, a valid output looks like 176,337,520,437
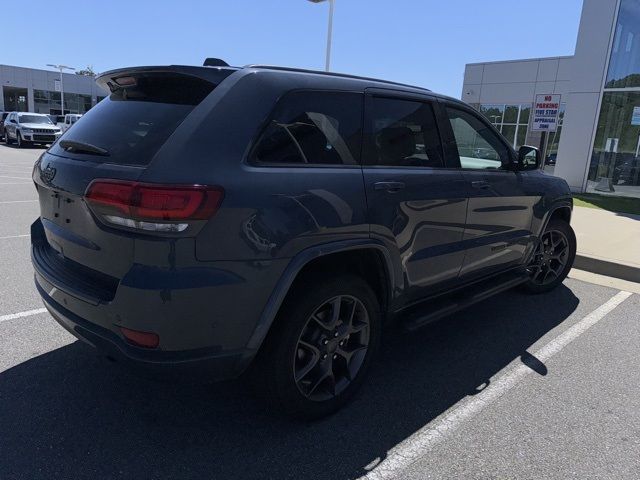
548,205,572,225
537,199,573,237
238,240,396,372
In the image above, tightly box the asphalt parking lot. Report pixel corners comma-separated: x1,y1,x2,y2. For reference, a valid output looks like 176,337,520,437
1,143,639,480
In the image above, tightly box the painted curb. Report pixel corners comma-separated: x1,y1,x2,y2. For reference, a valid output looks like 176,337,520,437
574,254,640,284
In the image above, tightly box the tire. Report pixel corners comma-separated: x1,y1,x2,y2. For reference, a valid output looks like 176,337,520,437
16,132,23,148
250,273,381,419
521,219,576,294
5,129,12,145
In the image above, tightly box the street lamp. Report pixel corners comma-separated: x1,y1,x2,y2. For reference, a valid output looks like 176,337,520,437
46,64,76,115
307,0,335,71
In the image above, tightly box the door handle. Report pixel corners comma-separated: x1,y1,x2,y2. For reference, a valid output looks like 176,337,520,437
373,181,406,192
471,180,490,190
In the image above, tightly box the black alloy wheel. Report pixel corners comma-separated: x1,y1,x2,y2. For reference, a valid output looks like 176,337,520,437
293,295,370,402
527,229,570,286
522,219,576,294
251,273,380,419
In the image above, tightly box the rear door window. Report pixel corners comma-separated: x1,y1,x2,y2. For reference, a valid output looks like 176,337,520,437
251,91,363,165
50,73,218,165
364,96,444,168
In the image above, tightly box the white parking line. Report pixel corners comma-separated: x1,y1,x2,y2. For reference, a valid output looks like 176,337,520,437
0,308,47,324
363,290,633,480
0,234,29,240
0,200,37,204
0,175,32,180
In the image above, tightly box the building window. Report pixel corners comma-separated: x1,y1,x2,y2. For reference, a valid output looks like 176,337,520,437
587,0,640,197
587,92,640,194
606,0,640,89
478,103,531,149
479,104,505,126
3,87,29,112
33,90,93,115
34,89,61,114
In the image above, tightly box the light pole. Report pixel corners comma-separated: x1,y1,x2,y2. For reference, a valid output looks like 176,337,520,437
46,64,75,115
307,0,335,71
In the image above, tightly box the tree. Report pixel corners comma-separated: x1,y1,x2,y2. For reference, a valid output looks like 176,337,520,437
76,66,96,77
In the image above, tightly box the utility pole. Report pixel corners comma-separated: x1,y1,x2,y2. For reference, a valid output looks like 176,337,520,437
46,64,76,115
307,0,336,71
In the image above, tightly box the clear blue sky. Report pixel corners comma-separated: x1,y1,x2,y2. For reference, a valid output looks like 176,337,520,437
9,0,583,98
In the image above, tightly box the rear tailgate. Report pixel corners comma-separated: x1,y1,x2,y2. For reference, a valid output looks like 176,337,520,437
33,154,144,281
32,66,233,297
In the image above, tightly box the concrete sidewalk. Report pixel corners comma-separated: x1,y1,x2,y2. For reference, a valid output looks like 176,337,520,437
571,206,640,283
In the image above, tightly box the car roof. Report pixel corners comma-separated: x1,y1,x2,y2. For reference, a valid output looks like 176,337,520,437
244,64,432,93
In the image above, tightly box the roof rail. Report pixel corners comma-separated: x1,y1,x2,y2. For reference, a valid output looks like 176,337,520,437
243,64,431,92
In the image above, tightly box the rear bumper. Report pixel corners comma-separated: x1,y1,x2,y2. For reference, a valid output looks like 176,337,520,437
36,279,246,381
30,218,289,380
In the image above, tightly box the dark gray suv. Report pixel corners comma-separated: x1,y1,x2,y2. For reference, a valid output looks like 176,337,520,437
31,61,576,418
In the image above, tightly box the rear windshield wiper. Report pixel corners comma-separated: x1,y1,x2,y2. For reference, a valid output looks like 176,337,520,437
59,140,110,156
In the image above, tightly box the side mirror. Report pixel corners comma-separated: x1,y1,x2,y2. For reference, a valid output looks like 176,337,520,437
516,145,541,171
9,119,16,124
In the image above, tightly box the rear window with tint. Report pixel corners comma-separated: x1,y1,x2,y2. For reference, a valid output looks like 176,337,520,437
251,91,363,165
51,73,216,165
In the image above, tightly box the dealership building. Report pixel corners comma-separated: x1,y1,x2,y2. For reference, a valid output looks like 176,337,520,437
462,0,640,198
0,64,108,116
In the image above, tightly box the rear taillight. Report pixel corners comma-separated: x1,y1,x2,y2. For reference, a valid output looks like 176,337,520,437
85,179,224,233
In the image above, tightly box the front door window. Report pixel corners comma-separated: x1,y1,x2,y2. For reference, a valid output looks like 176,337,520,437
446,107,510,170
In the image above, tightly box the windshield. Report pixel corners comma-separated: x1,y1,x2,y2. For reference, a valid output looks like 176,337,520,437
19,115,53,125
50,73,217,165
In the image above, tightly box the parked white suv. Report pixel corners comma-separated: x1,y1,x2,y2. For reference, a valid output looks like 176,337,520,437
61,114,83,133
3,112,62,148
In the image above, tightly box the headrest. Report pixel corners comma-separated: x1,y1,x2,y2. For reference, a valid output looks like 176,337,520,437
376,126,415,163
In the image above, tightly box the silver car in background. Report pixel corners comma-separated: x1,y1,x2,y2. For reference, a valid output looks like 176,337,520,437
60,114,83,133
2,112,62,148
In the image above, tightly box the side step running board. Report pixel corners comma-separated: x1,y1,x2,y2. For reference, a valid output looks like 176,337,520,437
402,272,529,331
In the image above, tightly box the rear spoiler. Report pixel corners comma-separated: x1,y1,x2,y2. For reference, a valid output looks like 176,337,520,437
97,65,238,92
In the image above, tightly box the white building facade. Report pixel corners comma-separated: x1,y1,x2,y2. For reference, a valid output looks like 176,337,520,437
1,64,108,115
462,0,640,198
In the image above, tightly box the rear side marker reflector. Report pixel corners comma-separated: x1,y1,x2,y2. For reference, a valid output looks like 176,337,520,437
85,180,224,232
120,326,160,349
